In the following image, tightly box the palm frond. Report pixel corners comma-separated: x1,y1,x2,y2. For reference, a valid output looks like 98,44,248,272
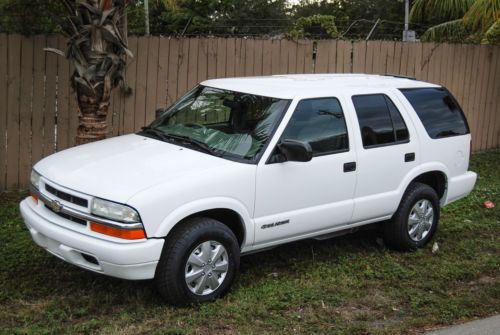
421,18,470,42
482,18,500,44
410,0,474,22
464,0,500,31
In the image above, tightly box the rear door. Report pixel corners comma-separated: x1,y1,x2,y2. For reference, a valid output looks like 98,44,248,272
348,91,420,222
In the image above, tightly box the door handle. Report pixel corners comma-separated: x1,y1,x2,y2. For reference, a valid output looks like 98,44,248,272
344,162,356,172
405,152,415,162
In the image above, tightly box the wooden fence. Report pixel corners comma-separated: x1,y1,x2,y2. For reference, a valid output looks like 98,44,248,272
0,34,499,191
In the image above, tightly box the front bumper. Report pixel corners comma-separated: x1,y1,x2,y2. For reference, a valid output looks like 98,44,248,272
20,198,164,280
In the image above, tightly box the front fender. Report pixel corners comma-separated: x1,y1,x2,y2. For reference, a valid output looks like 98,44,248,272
152,197,254,247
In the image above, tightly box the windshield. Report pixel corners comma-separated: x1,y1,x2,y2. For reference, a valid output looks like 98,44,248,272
143,86,290,162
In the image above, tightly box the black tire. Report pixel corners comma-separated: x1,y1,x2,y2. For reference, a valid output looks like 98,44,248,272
154,217,240,306
384,182,440,251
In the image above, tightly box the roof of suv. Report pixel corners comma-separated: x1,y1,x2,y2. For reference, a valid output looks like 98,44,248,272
201,74,440,99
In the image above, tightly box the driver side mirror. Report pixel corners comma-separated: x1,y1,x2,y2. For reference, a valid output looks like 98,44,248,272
155,108,164,119
277,139,313,162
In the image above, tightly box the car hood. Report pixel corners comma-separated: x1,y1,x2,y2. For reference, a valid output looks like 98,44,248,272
35,134,237,203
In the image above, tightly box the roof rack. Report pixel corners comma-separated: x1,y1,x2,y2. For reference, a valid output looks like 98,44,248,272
383,74,416,80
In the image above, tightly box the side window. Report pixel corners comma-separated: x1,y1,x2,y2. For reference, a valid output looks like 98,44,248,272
280,98,349,156
352,94,409,148
400,88,469,139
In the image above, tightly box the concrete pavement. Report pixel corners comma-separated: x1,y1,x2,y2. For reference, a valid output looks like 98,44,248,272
426,314,500,335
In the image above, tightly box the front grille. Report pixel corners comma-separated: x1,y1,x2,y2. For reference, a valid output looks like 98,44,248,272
45,205,87,226
45,184,88,208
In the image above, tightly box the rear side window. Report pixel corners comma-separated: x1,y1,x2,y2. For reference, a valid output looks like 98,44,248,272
352,94,409,148
400,88,469,139
281,98,348,155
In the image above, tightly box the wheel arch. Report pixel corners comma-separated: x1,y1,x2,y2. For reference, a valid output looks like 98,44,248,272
153,197,252,248
399,163,449,205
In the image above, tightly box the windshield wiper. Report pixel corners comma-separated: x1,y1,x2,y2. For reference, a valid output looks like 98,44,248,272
140,126,173,142
141,127,222,157
164,133,223,157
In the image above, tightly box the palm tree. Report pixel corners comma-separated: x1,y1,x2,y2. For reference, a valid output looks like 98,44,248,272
411,0,500,44
47,0,133,144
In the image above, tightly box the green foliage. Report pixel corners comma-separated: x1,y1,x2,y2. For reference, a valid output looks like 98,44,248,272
412,0,500,44
288,14,339,39
0,0,63,35
483,18,500,43
0,151,499,333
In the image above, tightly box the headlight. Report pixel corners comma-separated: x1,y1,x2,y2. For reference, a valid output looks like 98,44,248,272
30,170,41,189
91,198,141,223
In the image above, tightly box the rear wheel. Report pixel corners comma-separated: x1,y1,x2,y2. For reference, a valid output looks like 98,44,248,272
154,217,240,305
384,182,440,251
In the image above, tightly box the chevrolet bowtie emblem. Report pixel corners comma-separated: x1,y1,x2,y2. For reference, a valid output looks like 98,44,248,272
49,199,63,213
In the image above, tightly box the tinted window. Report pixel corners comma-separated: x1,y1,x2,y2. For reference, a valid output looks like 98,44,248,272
352,94,409,148
400,88,469,139
281,98,348,155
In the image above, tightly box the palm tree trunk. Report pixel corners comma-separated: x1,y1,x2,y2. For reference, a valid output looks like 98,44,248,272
75,87,110,145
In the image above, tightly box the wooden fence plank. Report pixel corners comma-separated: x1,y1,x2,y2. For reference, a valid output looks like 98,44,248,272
475,46,493,150
0,34,8,191
244,39,254,76
262,40,272,75
352,41,366,72
19,36,34,188
216,38,227,78
254,39,265,76
486,47,500,149
304,40,313,73
6,34,22,189
235,38,245,77
30,36,46,166
326,40,337,73
177,38,189,100
271,39,281,75
482,47,498,150
187,38,198,89
364,41,375,74
371,41,385,74
56,36,70,151
156,38,169,109
197,38,208,82
411,43,422,79
134,37,148,131
468,45,484,150
315,40,330,73
226,38,236,77
43,36,58,158
123,36,138,134
166,38,179,106
207,38,217,79
279,40,289,74
145,36,160,125
295,41,306,73
336,40,351,73
286,40,297,74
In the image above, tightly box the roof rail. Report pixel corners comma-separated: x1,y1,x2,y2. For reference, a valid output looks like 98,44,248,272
383,74,416,80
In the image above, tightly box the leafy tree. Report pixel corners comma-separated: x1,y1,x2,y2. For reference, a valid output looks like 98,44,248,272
288,14,339,39
0,0,63,34
411,0,500,43
291,0,406,40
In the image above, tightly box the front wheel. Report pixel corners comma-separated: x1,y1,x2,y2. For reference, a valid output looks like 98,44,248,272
154,217,240,305
384,182,440,251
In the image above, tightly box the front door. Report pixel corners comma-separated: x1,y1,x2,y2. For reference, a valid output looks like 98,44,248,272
253,97,357,247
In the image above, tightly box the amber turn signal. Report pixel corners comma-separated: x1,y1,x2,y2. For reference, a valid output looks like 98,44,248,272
31,194,39,204
90,222,146,240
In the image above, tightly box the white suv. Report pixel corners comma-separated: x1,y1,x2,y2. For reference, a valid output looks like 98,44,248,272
20,74,477,305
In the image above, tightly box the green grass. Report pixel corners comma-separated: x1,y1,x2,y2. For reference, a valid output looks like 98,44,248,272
1,151,499,334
